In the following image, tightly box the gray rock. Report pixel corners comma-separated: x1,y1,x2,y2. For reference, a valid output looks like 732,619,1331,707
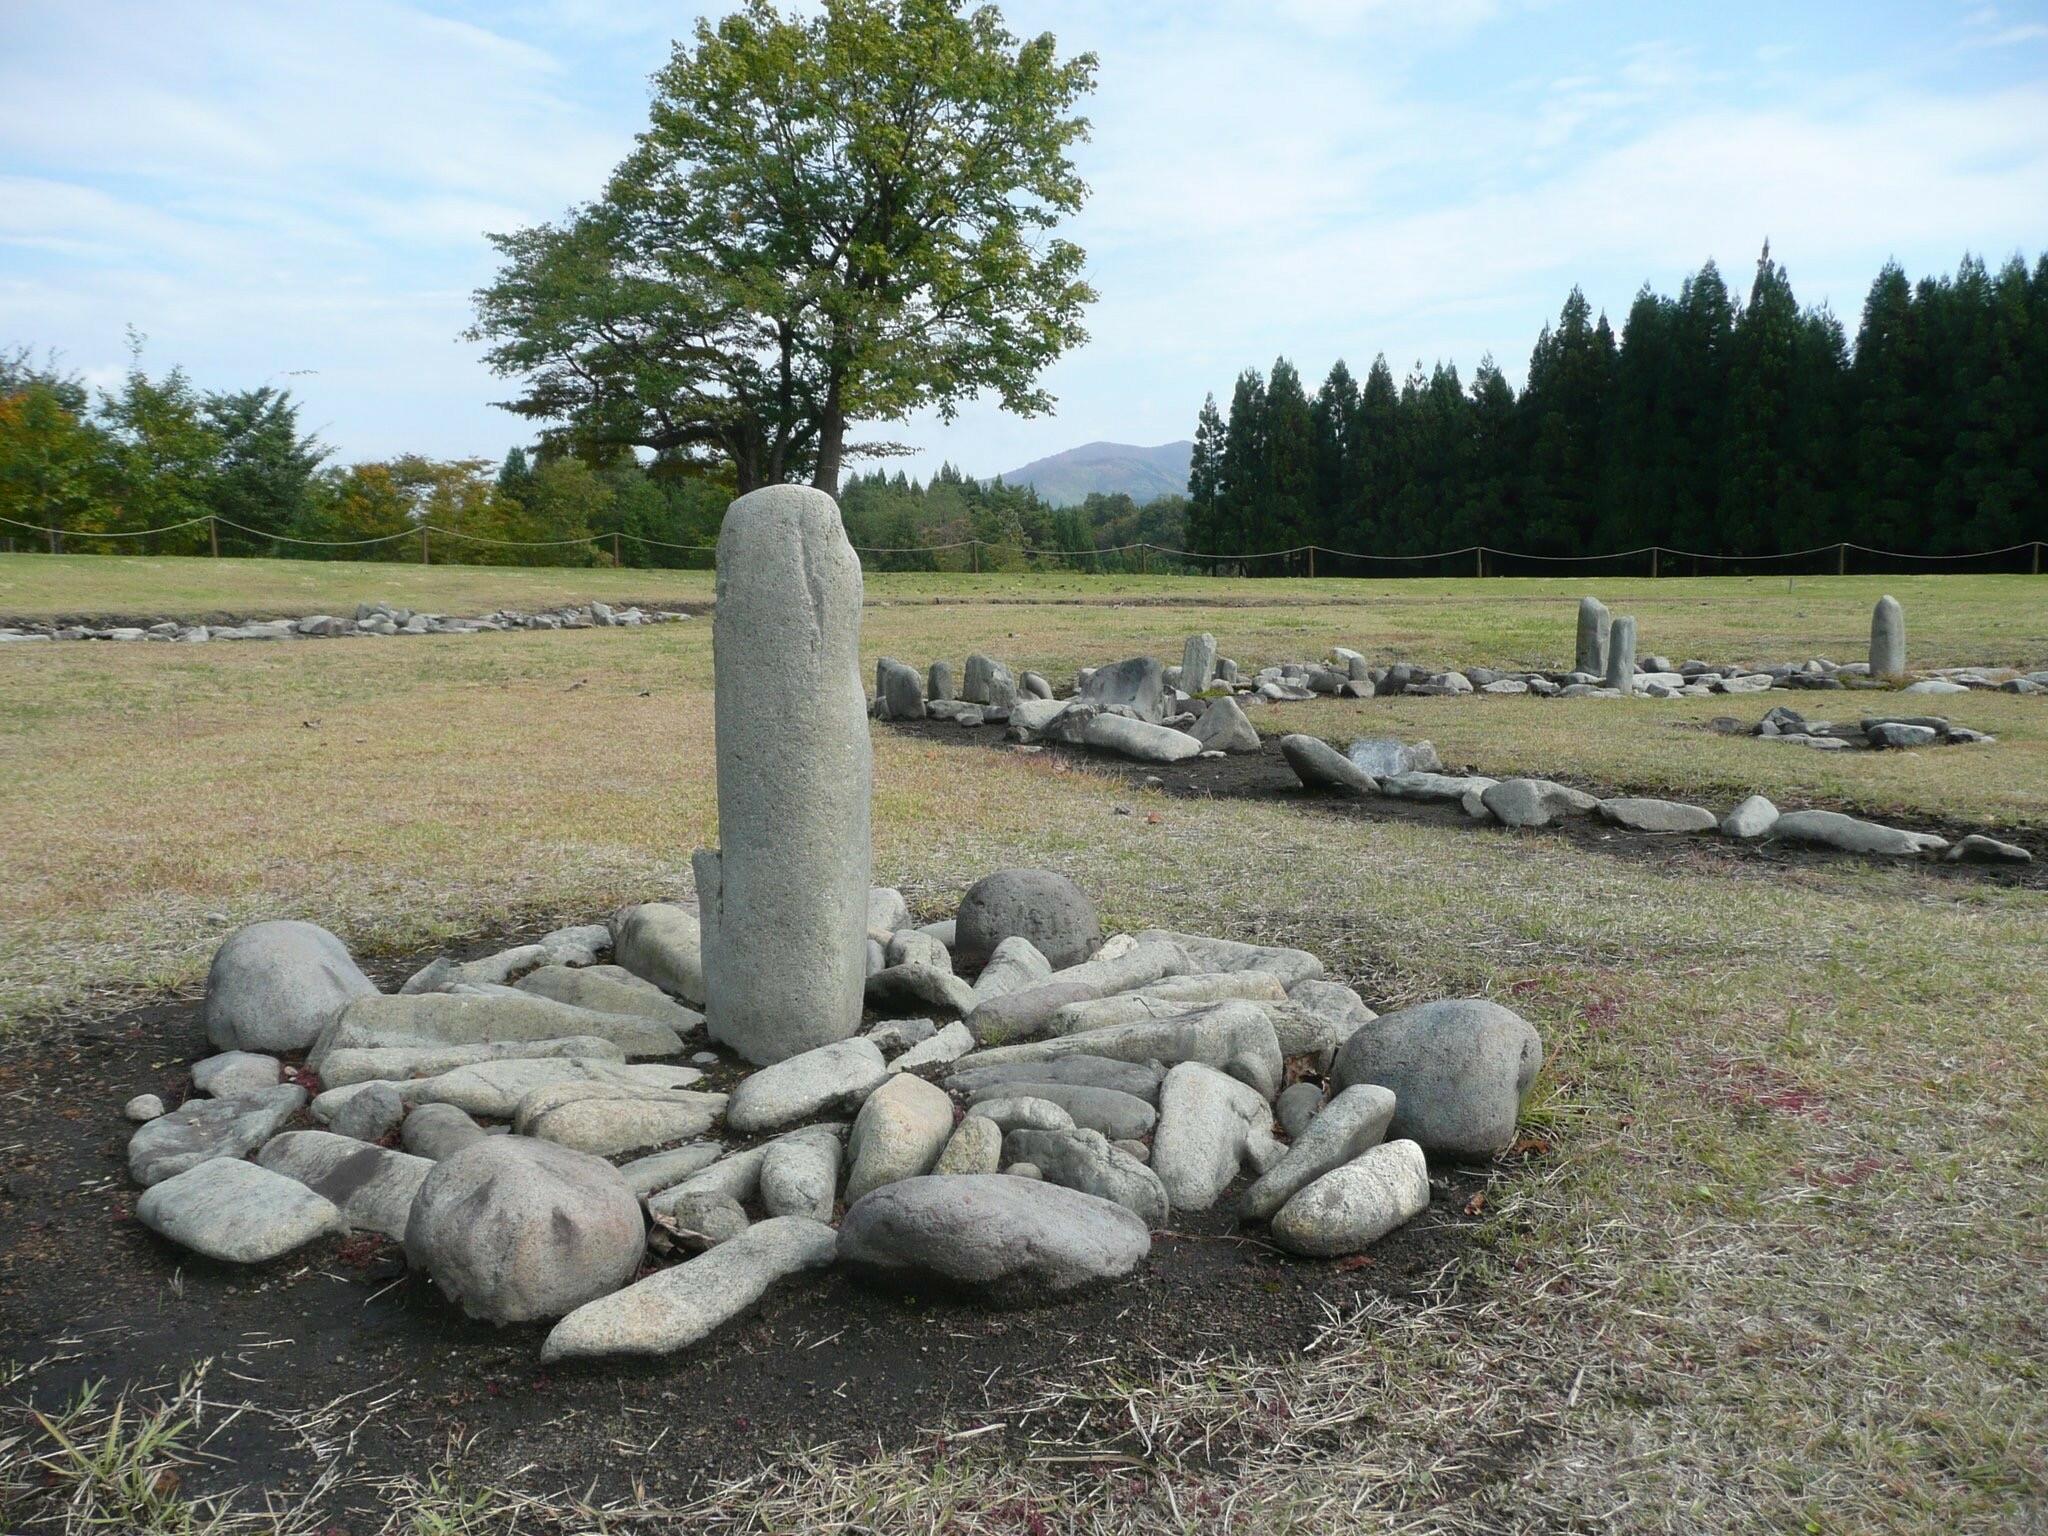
1286,979,1376,1055
928,659,956,701
888,1021,977,1072
326,1081,405,1142
1240,1084,1397,1220
1868,722,1938,749
516,965,704,1034
961,1000,1284,1099
1720,794,1781,839
136,1158,346,1264
760,1126,843,1220
1280,735,1378,794
868,886,913,937
1050,971,1286,1034
318,992,682,1064
1576,597,1611,677
970,935,1056,1005
866,1016,937,1054
1481,778,1600,829
202,920,378,1054
1379,772,1498,805
404,1137,646,1324
618,1142,726,1198
364,1059,702,1120
844,1073,955,1201
401,926,609,993
611,903,706,1006
1595,797,1718,833
318,1036,629,1088
1276,1081,1325,1139
399,1103,489,1160
1903,678,1968,695
965,941,1191,1042
124,1094,166,1123
866,962,977,1017
658,1190,751,1248
1189,695,1260,753
1181,633,1218,693
1002,1127,1169,1224
513,1080,726,1158
1603,616,1637,692
838,1175,1150,1301
725,1038,889,1134
933,1115,1003,1175
648,1144,770,1213
884,930,949,972
968,1081,1156,1139
1332,999,1541,1160
1151,1063,1283,1212
1770,810,1947,857
190,1051,283,1100
1944,834,2033,865
946,1055,1165,1102
1270,1139,1430,1256
1134,930,1323,987
955,869,1101,971
962,653,1018,707
1077,656,1169,723
127,1083,308,1186
1870,594,1906,682
875,657,926,720
1006,1162,1043,1179
542,1216,837,1362
1077,711,1201,763
257,1130,432,1240
1020,670,1054,700
968,1095,1077,1134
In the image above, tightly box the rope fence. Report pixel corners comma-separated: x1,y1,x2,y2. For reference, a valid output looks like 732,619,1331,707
2,512,2042,576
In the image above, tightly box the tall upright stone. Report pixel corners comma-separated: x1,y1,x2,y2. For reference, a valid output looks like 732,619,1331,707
694,486,871,1065
1870,595,1906,682
1181,633,1218,693
1575,598,1611,677
1603,615,1637,692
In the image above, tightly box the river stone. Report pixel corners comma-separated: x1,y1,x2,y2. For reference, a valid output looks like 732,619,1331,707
1280,734,1379,794
844,1073,955,1202
867,1016,938,1055
1721,794,1780,839
1078,711,1201,763
928,659,956,701
875,657,926,720
136,1158,346,1264
946,1056,1165,1102
317,993,681,1064
1240,1084,1398,1221
960,1000,1284,1099
124,1094,166,1123
1151,1064,1284,1213
202,920,378,1053
1381,771,1498,805
933,1114,1003,1175
838,1175,1151,1301
618,1142,726,1198
1287,979,1376,1052
966,941,1190,1041
1944,834,2032,864
1869,721,1938,749
1482,778,1601,829
318,1036,629,1088
649,1145,769,1213
1576,597,1611,676
1189,695,1260,753
1345,738,1442,778
968,1095,1077,1134
542,1216,837,1362
404,1137,645,1324
695,488,870,1064
513,1081,726,1158
659,1190,751,1249
327,1081,404,1142
955,869,1101,971
611,903,706,1006
257,1130,432,1240
1181,633,1218,692
342,1059,701,1122
1050,971,1285,1034
1870,594,1906,682
889,1021,977,1072
1276,1081,1325,1140
725,1038,889,1134
1078,655,1169,723
867,962,977,1017
399,1103,489,1159
191,1051,283,1101
1135,931,1323,987
962,653,1018,706
1001,1127,1169,1224
867,887,913,935
127,1083,308,1186
1596,797,1718,833
1769,809,1948,857
516,965,704,1033
760,1126,843,1220
1333,999,1542,1160
401,926,608,994
971,936,1056,1005
1603,616,1637,692
1270,1139,1430,1256
968,1081,1156,1139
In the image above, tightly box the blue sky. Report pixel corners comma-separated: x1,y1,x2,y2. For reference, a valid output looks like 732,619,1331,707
3,0,2045,482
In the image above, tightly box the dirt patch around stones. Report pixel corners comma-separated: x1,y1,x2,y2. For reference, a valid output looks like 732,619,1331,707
885,716,2048,889
0,942,1499,1525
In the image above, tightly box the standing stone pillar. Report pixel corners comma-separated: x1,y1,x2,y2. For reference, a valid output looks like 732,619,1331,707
1575,597,1611,677
1181,633,1218,693
1603,615,1637,693
693,485,871,1065
1870,595,1905,682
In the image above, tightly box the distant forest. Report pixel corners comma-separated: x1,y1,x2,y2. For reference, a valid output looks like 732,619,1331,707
1187,248,2047,568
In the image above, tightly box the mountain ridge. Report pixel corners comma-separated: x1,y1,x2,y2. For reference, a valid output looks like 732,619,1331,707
994,439,1192,506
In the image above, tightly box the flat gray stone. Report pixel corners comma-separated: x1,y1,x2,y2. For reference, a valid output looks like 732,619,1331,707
932,1116,1002,1175
610,902,706,1006
516,965,704,1033
1150,1063,1283,1212
203,920,377,1053
970,936,1056,1005
946,1055,1164,1102
1270,1139,1430,1256
190,1051,283,1100
257,1130,432,1240
844,1073,954,1202
318,1036,629,1088
959,1000,1285,1099
542,1216,837,1361
888,1021,976,1072
1596,797,1717,833
1482,778,1600,829
1770,809,1947,857
127,1083,308,1186
1134,931,1323,987
1868,722,1938,749
760,1126,843,1220
965,941,1193,1042
512,1081,726,1158
326,1081,404,1142
1280,735,1378,794
618,1141,726,1198
399,1103,490,1159
1240,1084,1397,1221
1944,834,2032,865
1720,794,1780,840
1386,771,1504,805
1189,695,1259,753
1000,1127,1170,1225
866,1016,937,1054
136,1158,346,1263
866,962,976,1017
725,1038,889,1134
317,992,681,1064
1077,712,1200,763
1333,999,1541,1160
838,1174,1150,1301
967,1095,1077,1134
1345,738,1442,778
967,1081,1155,1139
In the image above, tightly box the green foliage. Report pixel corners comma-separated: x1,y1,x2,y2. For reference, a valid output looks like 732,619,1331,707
470,0,1097,494
203,386,328,552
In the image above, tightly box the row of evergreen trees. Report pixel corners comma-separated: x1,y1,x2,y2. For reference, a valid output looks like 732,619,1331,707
839,462,1183,572
1187,249,2047,565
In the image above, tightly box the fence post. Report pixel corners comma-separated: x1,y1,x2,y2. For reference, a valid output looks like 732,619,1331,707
210,516,220,559
49,527,59,555
1307,545,1316,580
1650,546,1659,579
613,531,622,567
971,541,979,575
1475,547,1484,579
421,526,429,565
1139,544,1148,577
2035,542,2043,576
1837,543,1847,577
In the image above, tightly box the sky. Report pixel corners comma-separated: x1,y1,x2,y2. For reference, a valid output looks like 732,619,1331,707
3,0,2046,483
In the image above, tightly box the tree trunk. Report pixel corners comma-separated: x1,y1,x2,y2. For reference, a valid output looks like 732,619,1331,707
810,378,846,500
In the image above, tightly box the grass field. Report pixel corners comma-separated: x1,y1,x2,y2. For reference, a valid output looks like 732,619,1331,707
1,558,2044,1533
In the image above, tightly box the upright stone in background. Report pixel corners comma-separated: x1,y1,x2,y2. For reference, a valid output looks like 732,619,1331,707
1603,616,1637,692
1870,595,1906,682
928,659,956,702
1181,633,1218,693
1575,597,1611,677
694,485,871,1065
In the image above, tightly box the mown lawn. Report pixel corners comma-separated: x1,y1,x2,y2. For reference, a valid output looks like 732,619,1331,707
0,570,2043,1533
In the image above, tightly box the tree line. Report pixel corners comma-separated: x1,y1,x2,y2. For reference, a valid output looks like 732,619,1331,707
1187,248,2048,566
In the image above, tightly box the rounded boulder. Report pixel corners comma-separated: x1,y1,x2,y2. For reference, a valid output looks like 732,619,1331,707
954,869,1101,970
202,920,379,1053
1332,998,1541,1160
404,1136,645,1324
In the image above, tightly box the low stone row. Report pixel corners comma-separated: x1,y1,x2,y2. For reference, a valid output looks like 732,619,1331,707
0,600,692,645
